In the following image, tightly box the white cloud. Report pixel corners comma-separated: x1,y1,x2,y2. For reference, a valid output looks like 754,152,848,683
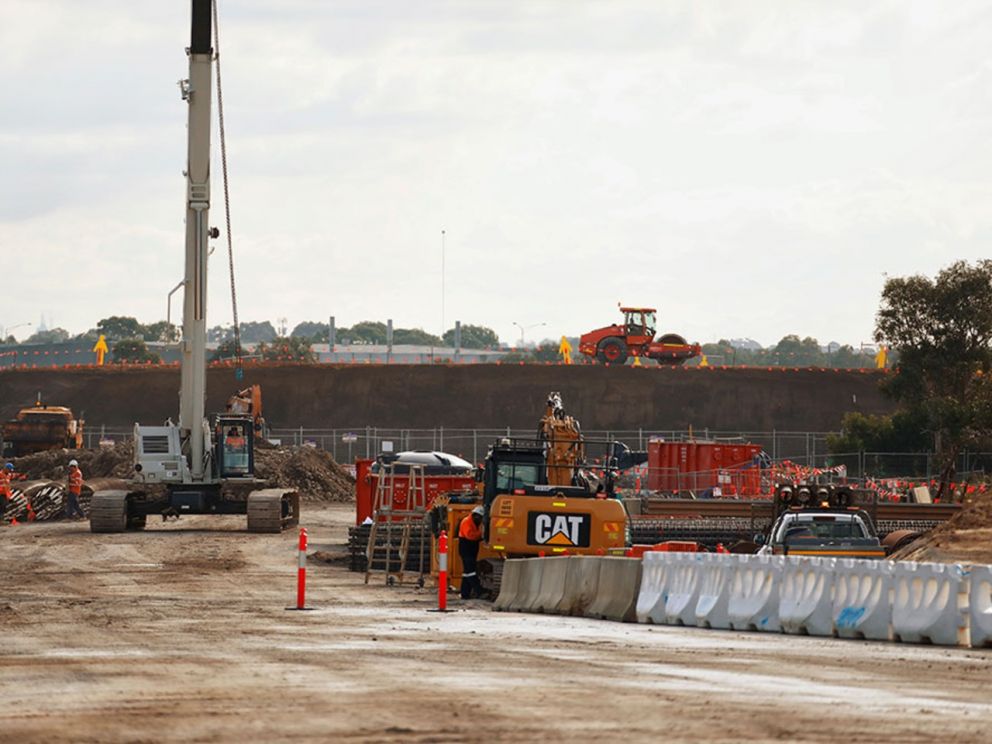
1,0,990,347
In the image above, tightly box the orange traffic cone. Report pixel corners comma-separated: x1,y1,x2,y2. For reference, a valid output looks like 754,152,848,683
10,517,19,525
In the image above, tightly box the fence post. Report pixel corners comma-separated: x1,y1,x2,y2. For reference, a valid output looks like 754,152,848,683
473,429,478,464
440,425,444,452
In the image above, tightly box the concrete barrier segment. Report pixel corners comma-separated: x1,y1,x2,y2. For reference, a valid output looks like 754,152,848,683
553,556,603,616
587,557,643,623
493,558,525,612
529,556,571,613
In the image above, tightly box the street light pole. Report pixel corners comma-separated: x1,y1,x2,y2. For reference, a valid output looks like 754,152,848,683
1,322,32,340
511,321,546,347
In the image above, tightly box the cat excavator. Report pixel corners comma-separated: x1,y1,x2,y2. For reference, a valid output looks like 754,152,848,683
451,393,644,559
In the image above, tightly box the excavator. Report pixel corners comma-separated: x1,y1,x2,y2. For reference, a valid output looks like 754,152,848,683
430,393,645,592
89,1,298,533
226,385,267,438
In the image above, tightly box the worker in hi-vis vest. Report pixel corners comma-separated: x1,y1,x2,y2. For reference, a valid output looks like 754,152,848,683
458,506,485,599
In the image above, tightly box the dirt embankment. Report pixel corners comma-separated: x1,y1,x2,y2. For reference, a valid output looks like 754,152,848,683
0,364,895,431
891,489,992,564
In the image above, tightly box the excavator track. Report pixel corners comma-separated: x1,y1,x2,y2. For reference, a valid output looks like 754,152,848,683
89,491,129,533
246,489,299,533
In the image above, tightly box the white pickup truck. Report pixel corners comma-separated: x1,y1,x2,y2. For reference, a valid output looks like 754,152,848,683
757,509,886,559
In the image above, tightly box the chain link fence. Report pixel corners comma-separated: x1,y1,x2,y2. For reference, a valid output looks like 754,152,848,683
78,425,990,482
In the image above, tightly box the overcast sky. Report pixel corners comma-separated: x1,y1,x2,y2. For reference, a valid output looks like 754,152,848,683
1,0,990,347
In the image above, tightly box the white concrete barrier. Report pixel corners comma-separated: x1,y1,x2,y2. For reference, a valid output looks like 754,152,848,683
832,559,893,641
636,552,674,624
664,553,703,626
969,565,992,648
695,553,740,630
892,561,969,647
728,554,781,632
780,557,836,636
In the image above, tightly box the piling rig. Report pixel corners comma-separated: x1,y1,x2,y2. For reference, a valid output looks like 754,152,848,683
89,0,299,533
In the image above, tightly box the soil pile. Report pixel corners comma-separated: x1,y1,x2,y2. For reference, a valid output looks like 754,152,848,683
254,446,354,502
11,443,135,480
891,489,992,564
6,442,354,506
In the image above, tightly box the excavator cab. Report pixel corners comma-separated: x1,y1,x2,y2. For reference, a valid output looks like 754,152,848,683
216,416,254,479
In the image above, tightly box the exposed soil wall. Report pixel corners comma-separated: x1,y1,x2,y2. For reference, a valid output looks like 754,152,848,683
0,364,894,431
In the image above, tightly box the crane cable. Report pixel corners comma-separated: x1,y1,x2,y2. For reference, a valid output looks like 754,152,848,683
212,0,244,378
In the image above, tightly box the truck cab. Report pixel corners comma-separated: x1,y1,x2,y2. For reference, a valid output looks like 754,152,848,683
759,510,885,558
758,483,886,559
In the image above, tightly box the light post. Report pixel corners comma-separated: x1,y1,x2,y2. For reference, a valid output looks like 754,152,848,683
512,321,546,347
1,322,31,340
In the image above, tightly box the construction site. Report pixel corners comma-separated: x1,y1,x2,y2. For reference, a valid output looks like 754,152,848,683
4,1,992,742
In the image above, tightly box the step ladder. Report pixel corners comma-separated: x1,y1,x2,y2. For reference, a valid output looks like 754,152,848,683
364,463,429,586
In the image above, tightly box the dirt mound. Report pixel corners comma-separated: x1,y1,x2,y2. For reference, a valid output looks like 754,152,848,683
891,489,992,564
7,442,353,503
254,446,354,502
10,443,135,481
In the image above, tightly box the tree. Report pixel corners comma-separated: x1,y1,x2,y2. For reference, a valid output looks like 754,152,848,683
208,325,235,342
393,328,442,346
443,324,500,349
258,336,316,362
875,260,992,498
771,335,825,367
826,411,931,454
238,321,277,343
24,328,70,344
210,338,242,362
97,316,143,341
291,321,328,341
343,321,387,344
142,321,179,342
112,338,161,364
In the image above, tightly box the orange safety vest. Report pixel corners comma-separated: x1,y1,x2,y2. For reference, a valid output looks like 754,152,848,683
0,470,11,499
68,467,83,495
458,514,482,542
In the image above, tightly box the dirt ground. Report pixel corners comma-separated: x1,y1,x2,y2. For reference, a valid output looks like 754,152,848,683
2,504,991,744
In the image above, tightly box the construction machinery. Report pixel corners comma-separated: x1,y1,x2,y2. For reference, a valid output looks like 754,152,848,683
579,306,701,365
90,1,298,533
226,384,267,438
438,393,645,564
1,398,84,457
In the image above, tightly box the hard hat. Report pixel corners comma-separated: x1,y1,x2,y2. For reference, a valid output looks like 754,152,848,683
472,506,484,516
69,459,79,467
4,463,13,470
